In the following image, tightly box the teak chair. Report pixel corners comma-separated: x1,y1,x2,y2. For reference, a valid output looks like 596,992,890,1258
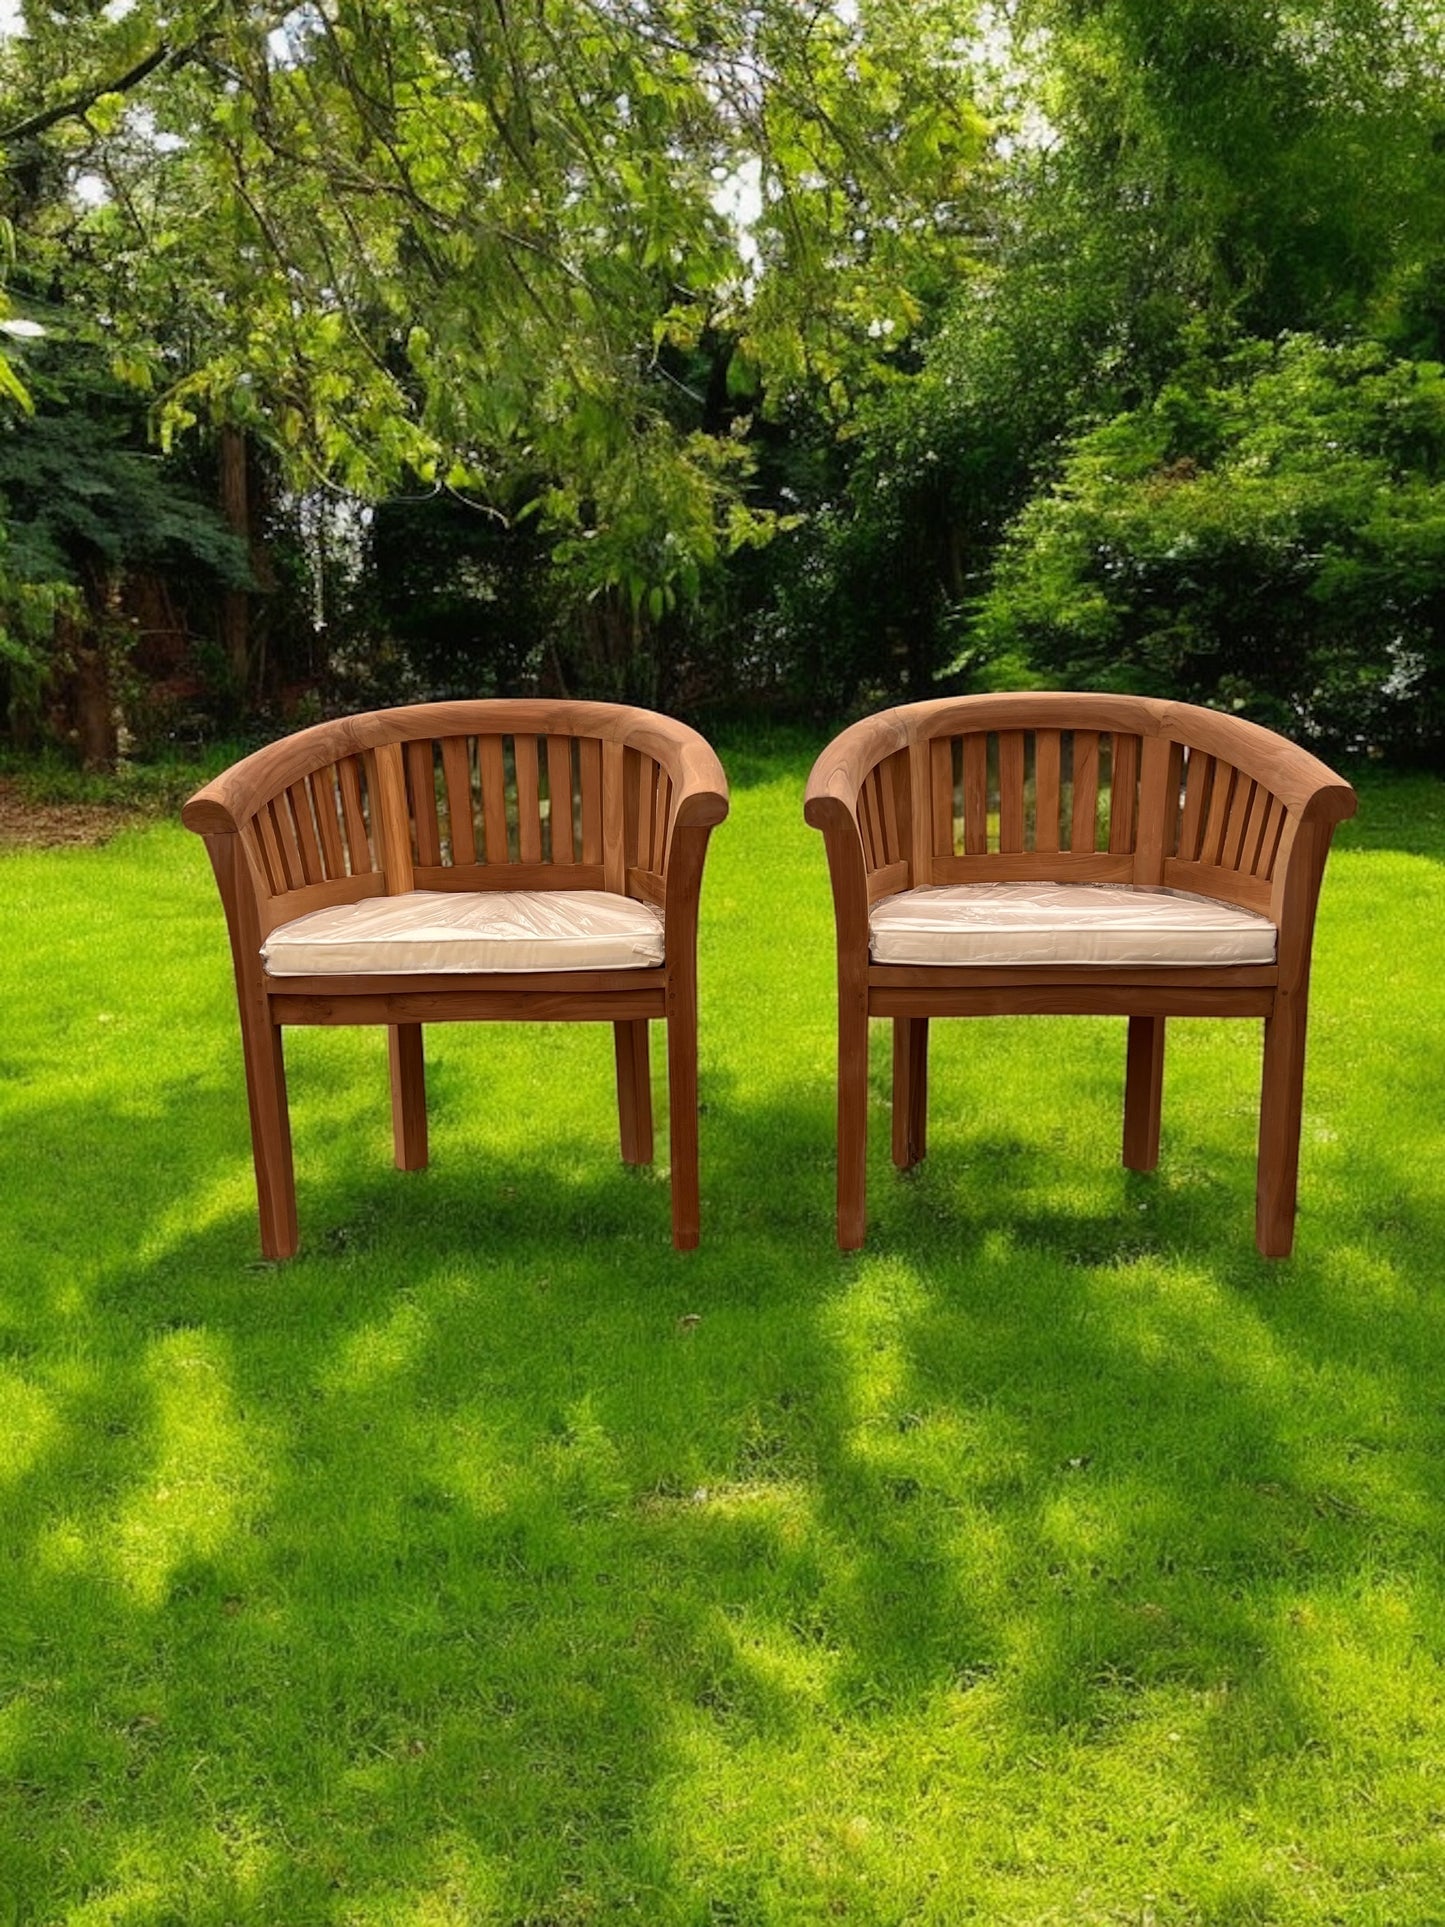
183,700,728,1256
804,693,1357,1257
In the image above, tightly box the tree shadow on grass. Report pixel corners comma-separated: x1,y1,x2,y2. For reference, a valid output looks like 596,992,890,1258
3,1043,1444,1921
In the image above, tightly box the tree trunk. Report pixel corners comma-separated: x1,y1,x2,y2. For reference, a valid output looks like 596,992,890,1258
219,425,251,698
74,639,117,771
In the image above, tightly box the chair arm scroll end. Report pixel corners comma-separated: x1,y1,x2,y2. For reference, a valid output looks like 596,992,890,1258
181,788,242,836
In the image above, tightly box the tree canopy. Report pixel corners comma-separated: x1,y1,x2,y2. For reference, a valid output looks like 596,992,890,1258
1,0,1443,759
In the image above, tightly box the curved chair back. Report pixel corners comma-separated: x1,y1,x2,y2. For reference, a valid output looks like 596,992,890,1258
183,699,727,940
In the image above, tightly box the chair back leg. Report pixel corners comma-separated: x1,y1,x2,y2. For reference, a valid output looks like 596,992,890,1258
614,1019,654,1165
388,1023,428,1171
891,1016,929,1170
1123,1015,1166,1172
1257,990,1310,1257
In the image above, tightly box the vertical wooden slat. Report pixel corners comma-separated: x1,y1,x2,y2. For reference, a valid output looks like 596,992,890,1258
639,757,660,870
371,743,415,894
580,738,603,864
310,768,347,879
284,781,325,884
1165,741,1185,857
479,735,509,865
1221,776,1257,870
652,767,671,874
248,812,285,894
907,738,932,885
440,736,476,866
546,735,574,864
1132,734,1173,885
1070,731,1099,853
1034,731,1061,853
405,739,442,867
266,798,305,890
1108,733,1141,854
1256,794,1288,879
1199,763,1236,866
878,754,902,864
1178,749,1213,862
514,734,542,863
1239,783,1272,875
962,735,988,855
623,747,644,868
337,755,372,875
929,737,954,861
998,731,1025,853
602,739,626,892
857,773,881,869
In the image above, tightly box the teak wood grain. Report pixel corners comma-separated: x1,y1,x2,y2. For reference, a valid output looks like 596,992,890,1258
185,699,728,1258
805,691,1355,1259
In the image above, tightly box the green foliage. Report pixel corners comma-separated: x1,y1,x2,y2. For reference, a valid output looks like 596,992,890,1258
0,342,249,736
766,0,1445,719
978,335,1445,755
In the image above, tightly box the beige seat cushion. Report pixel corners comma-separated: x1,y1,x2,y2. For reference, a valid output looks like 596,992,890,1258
263,889,665,976
869,881,1277,968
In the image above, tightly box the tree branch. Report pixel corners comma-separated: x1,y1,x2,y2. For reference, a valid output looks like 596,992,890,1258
0,43,177,146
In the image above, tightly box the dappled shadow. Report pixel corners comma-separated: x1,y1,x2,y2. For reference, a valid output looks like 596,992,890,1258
3,978,1445,1918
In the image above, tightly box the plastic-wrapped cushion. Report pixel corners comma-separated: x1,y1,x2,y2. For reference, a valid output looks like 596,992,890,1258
263,889,665,976
868,881,1276,968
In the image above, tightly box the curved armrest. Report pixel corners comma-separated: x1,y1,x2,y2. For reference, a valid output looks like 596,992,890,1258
804,714,910,956
622,716,729,839
653,731,728,960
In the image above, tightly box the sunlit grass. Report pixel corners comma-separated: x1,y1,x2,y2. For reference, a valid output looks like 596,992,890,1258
1,749,1443,1924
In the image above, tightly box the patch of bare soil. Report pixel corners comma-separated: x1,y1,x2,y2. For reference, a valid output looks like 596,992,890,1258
0,778,141,850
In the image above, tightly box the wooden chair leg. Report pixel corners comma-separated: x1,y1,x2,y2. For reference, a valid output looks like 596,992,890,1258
666,981,700,1250
838,988,869,1249
240,1010,298,1259
1257,991,1309,1258
614,1019,654,1165
388,1023,428,1171
1123,1014,1165,1172
891,1016,929,1170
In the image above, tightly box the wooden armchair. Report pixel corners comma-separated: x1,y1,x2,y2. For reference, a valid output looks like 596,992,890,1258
183,700,728,1256
804,693,1356,1257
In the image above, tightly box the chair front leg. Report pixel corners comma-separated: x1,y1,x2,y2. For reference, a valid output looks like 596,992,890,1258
891,1016,929,1170
241,1005,298,1260
1257,989,1309,1258
1123,1014,1165,1172
837,980,869,1249
614,1020,654,1165
389,1023,428,1171
666,978,700,1250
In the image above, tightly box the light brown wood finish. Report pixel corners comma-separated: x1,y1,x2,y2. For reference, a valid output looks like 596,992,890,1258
440,736,476,866
804,692,1355,1258
1123,1014,1165,1171
892,1017,929,1169
185,700,728,1257
613,1019,654,1165
388,1023,428,1170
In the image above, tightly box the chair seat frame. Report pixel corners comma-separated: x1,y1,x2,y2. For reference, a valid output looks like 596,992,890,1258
804,692,1357,1257
185,699,728,1257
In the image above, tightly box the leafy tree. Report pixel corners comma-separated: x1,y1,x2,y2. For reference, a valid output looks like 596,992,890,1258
1,0,989,707
977,334,1445,757
772,0,1445,716
0,338,248,766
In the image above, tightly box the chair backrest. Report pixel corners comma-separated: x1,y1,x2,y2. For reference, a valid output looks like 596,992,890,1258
185,699,700,936
810,693,1356,923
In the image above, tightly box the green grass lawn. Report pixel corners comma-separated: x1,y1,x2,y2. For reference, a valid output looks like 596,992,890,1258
3,743,1444,1926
